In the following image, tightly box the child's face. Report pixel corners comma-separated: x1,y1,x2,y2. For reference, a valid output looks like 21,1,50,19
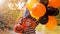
26,19,31,26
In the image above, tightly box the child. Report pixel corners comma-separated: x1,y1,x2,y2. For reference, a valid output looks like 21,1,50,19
14,15,39,34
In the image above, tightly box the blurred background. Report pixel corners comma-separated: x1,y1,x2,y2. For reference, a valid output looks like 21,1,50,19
0,0,60,34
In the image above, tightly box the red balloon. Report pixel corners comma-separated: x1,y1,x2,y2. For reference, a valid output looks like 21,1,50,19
31,3,46,19
48,0,60,8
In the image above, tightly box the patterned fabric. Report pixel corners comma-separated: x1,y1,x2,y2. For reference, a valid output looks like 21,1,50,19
24,26,36,34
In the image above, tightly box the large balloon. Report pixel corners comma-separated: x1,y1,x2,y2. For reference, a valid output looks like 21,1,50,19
48,0,60,8
31,3,46,19
26,0,38,11
45,16,57,30
39,0,49,7
38,15,48,25
46,6,59,16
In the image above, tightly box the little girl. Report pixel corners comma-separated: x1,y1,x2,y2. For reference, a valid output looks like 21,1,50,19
14,16,39,34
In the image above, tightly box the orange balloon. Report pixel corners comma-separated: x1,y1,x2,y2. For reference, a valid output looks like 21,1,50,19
48,0,60,8
26,0,38,11
31,3,46,19
45,16,57,30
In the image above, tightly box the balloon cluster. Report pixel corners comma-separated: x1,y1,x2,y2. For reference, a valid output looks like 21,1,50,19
26,0,60,30
14,1,60,33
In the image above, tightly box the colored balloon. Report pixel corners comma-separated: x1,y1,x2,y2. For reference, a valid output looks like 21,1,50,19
26,0,38,11
38,15,48,25
45,16,57,30
48,0,60,8
46,6,59,16
39,0,49,6
31,3,46,19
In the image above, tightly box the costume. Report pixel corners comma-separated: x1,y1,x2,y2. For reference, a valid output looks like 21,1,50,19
14,18,38,34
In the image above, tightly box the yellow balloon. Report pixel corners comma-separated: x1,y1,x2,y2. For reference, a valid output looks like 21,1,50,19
26,0,38,11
